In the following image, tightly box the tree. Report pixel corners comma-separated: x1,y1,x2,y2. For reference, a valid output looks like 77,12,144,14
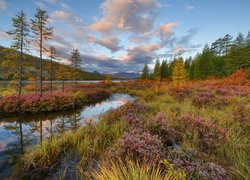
153,58,161,80
31,8,53,96
7,10,30,95
55,63,69,92
141,64,149,80
246,31,250,46
199,45,215,78
234,33,245,48
69,49,81,88
160,60,168,80
222,34,233,55
172,58,187,87
48,46,58,92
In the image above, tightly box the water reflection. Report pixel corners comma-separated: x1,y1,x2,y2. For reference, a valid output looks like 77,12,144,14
0,93,134,176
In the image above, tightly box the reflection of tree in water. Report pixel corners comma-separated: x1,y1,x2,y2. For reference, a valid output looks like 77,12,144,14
2,118,34,168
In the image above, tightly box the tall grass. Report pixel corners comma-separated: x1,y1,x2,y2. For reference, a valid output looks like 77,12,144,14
92,158,186,180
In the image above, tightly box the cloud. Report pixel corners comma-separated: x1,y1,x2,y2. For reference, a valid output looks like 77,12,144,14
90,0,161,34
161,28,202,57
87,34,122,53
185,4,194,10
45,0,57,4
157,22,177,40
122,43,162,63
0,0,7,10
51,11,71,19
0,30,9,39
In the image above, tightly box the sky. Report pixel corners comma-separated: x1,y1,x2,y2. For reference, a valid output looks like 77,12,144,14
0,0,250,73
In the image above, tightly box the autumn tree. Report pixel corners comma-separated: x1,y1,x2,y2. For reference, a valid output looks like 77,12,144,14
69,49,82,88
31,8,53,96
172,58,188,87
153,58,161,80
7,10,30,95
55,62,71,92
141,64,149,80
48,46,58,92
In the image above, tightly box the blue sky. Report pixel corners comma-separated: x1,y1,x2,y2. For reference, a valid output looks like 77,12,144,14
0,0,250,73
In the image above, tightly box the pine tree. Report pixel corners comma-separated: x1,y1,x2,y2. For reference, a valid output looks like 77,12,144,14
141,64,149,80
234,33,245,48
160,60,168,80
246,31,250,46
153,58,161,80
172,58,188,87
7,10,30,95
31,8,53,96
69,49,81,88
48,46,59,92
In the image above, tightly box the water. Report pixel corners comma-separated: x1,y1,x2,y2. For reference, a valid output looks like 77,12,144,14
0,93,134,176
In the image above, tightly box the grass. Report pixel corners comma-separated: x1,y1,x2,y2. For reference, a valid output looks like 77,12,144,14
13,80,250,179
92,158,186,180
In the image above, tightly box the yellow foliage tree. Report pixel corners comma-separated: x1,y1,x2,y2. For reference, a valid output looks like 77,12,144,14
171,58,188,87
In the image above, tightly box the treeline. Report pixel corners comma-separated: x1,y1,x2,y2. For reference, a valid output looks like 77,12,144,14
1,8,102,96
142,32,250,82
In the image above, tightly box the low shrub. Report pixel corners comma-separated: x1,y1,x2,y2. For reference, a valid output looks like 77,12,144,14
178,114,225,153
167,148,229,179
0,89,110,117
192,92,215,108
147,113,182,147
114,129,163,164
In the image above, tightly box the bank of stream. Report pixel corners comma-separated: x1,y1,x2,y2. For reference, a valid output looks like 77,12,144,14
0,93,134,177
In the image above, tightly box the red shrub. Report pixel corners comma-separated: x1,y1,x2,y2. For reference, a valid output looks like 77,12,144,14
115,129,163,164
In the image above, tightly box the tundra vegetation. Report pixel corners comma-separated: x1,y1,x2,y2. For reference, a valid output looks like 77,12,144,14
0,7,250,180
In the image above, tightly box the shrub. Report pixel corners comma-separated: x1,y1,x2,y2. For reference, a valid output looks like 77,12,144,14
147,113,182,147
178,114,225,153
0,89,111,117
192,92,215,108
167,148,229,179
115,129,163,164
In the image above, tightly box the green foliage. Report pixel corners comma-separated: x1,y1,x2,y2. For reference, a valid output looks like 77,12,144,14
141,64,150,79
0,46,104,80
160,60,169,79
153,58,161,80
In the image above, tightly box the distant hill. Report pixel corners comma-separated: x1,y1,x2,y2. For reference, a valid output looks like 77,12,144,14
0,46,105,80
112,72,141,79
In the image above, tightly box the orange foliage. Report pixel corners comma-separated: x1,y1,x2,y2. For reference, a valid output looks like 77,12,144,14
223,70,249,85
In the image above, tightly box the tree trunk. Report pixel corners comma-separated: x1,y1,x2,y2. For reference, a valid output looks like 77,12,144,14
50,58,53,92
40,26,43,96
62,79,65,92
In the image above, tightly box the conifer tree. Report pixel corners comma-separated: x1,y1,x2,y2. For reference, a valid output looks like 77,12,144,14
141,64,149,79
48,46,58,92
172,58,188,87
31,8,53,96
153,58,161,80
246,31,250,46
160,60,168,79
234,33,245,48
7,10,30,95
69,49,81,88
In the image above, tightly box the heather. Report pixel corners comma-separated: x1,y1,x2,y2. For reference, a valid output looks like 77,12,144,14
0,88,110,117
3,76,250,179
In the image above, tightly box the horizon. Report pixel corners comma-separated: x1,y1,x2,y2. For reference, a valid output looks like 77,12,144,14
0,0,250,73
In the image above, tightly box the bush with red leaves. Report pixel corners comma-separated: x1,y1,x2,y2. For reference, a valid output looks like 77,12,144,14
115,129,163,164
